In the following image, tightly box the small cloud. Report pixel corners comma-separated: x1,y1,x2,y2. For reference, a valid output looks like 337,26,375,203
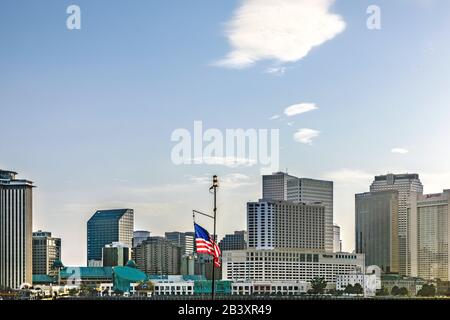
287,122,294,127
264,66,287,76
391,148,409,154
188,173,256,189
294,128,320,145
284,103,318,117
189,156,257,168
269,114,280,120
215,0,346,69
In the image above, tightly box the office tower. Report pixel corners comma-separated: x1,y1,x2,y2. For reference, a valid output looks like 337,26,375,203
333,225,342,252
219,231,248,251
370,173,423,275
165,231,195,255
134,237,181,275
132,230,150,248
32,231,61,276
355,191,399,273
262,172,334,252
223,249,365,284
87,209,133,266
247,200,325,251
0,170,34,289
102,242,131,267
408,190,450,281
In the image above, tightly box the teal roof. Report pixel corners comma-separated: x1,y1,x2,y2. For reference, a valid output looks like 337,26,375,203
113,266,147,282
60,267,113,279
88,209,132,222
33,275,56,284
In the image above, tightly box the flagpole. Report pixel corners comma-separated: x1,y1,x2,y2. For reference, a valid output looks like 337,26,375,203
211,175,218,300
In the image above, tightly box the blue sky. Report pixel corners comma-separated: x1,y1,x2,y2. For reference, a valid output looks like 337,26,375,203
1,0,450,265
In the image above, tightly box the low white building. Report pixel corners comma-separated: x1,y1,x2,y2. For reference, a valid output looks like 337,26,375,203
335,265,381,297
232,281,309,296
223,249,365,285
150,276,195,296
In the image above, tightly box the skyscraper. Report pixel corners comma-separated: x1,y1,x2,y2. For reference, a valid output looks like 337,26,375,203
333,225,342,252
132,230,150,248
102,242,131,267
355,190,399,273
408,190,450,281
219,231,247,251
247,200,325,251
87,209,133,266
370,174,423,275
262,172,334,252
165,231,195,255
32,230,61,276
134,237,181,275
0,169,34,289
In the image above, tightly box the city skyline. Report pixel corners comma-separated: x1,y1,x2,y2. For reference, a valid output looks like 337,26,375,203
2,0,450,266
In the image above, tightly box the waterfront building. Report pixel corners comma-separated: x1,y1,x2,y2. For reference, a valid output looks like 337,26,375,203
87,209,134,266
0,169,34,289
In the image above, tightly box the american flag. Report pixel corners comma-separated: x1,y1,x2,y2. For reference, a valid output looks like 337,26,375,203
194,223,221,268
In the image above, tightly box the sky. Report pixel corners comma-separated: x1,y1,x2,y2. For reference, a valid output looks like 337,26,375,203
1,0,450,265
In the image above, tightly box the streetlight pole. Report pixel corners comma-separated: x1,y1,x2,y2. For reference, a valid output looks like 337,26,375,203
211,175,218,300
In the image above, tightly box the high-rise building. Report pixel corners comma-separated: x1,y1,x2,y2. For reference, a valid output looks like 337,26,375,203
219,231,247,251
262,172,334,252
165,231,195,255
135,237,181,275
102,242,131,267
333,225,342,252
87,209,133,266
32,230,61,276
0,170,34,289
408,190,450,281
247,200,325,251
223,249,365,284
355,191,399,273
370,173,423,275
132,230,150,248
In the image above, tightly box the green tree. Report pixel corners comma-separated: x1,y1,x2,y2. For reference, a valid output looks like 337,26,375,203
344,284,354,295
310,277,327,295
399,287,409,296
417,284,436,297
391,286,401,296
353,283,364,295
376,287,389,296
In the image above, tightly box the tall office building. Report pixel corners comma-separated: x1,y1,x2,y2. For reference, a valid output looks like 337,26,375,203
370,173,423,275
247,200,325,251
219,231,248,251
87,209,133,266
0,170,34,289
408,190,450,281
102,242,131,267
134,237,181,275
262,172,334,252
32,231,61,276
132,230,150,248
333,225,342,252
355,191,399,273
165,231,195,255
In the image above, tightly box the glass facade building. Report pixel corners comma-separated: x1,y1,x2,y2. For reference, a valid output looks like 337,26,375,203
87,209,133,265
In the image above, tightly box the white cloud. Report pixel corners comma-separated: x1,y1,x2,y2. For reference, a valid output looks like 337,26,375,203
284,103,318,117
264,66,287,76
269,114,280,120
189,156,257,168
215,0,346,69
188,173,256,189
391,148,409,154
294,128,320,145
